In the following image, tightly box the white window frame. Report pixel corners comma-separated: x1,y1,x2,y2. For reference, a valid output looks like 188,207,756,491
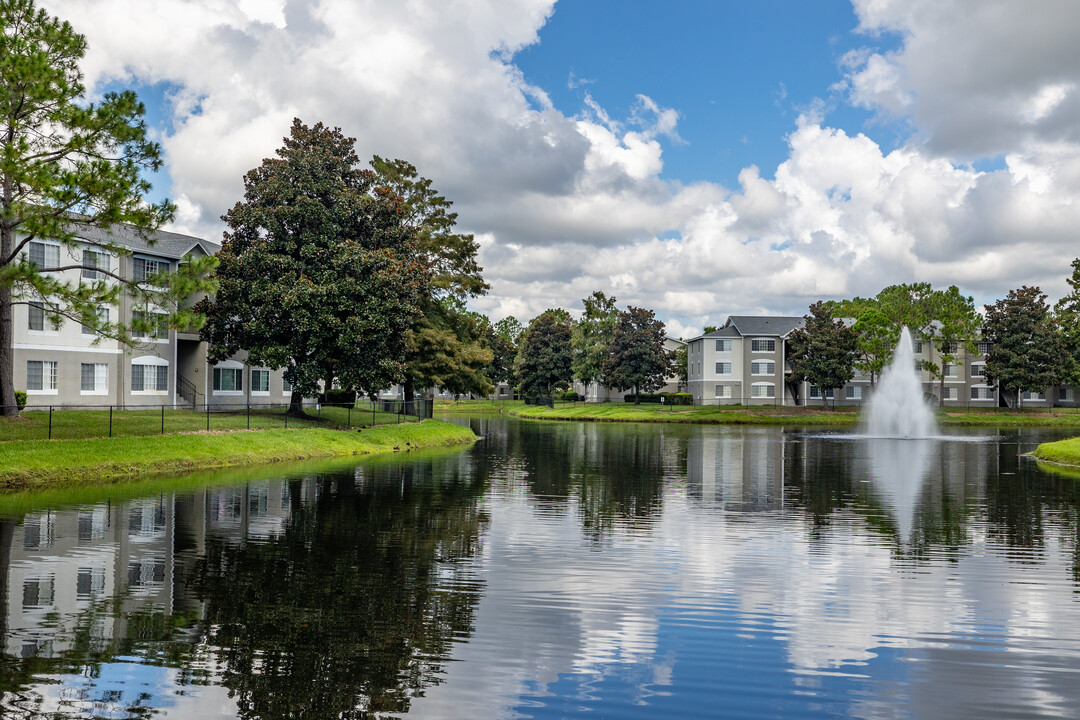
942,386,958,401
81,248,109,280
132,309,169,342
943,363,960,378
27,240,60,270
809,386,834,399
970,386,994,401
1022,390,1046,401
714,384,731,399
751,361,775,376
26,360,58,395
751,382,775,399
80,363,109,395
846,385,862,400
750,338,776,353
282,375,293,395
1059,387,1069,402
714,339,731,352
715,361,732,376
133,256,169,283
26,302,59,335
970,363,986,378
251,369,270,396
977,342,992,355
213,360,244,396
81,306,110,336
131,355,169,395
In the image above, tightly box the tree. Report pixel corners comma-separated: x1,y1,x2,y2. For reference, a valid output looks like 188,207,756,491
852,307,899,386
369,157,490,401
926,286,979,406
1053,258,1080,383
405,297,492,399
485,316,522,389
876,282,935,335
515,310,573,397
571,290,619,397
787,301,859,408
0,0,216,415
603,306,672,406
200,120,427,415
983,286,1068,409
674,343,688,389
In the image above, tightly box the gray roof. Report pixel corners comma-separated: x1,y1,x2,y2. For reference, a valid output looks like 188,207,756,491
701,326,741,338
75,223,220,260
726,316,806,337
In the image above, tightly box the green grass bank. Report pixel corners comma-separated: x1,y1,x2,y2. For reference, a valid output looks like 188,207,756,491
437,399,1080,427
0,420,477,491
1031,436,1080,475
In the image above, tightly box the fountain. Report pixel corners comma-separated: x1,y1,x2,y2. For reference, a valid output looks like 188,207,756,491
862,327,937,439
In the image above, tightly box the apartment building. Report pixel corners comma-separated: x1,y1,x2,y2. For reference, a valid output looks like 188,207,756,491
687,316,805,405
13,224,299,409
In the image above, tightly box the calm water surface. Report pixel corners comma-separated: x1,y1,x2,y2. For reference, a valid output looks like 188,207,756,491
2,418,1080,719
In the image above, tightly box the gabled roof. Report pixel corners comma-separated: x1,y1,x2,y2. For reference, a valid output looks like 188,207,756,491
75,223,220,260
727,316,805,338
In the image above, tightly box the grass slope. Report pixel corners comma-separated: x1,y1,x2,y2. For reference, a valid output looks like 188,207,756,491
1032,436,1080,476
0,420,476,490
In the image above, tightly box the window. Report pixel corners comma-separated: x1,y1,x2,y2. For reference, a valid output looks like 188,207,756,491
751,383,775,398
977,342,993,354
1022,391,1046,401
970,363,986,378
81,306,109,335
251,369,269,393
944,364,960,378
132,363,168,392
715,339,731,352
942,342,958,354
942,387,957,401
809,386,834,399
132,310,168,340
26,360,58,393
28,241,59,270
28,302,44,331
213,367,243,392
1059,387,1069,402
971,386,993,401
846,385,862,400
714,385,731,398
751,338,776,352
282,376,293,393
913,340,923,354
715,361,732,375
80,363,108,394
81,249,108,280
751,361,775,375
133,257,168,282
498,386,507,396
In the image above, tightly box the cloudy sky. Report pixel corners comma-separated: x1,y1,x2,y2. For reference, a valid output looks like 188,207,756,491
44,0,1080,337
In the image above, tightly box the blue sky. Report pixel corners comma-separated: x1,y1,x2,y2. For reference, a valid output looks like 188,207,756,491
514,1,900,188
53,0,1080,334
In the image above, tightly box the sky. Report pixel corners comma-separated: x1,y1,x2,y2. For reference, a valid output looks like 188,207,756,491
42,0,1080,338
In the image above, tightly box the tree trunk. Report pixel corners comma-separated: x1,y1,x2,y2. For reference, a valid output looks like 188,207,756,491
634,385,640,406
0,220,15,417
404,380,415,403
287,390,307,418
939,365,946,407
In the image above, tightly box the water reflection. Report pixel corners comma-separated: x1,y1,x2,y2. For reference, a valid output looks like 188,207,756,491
0,453,486,718
2,421,1080,719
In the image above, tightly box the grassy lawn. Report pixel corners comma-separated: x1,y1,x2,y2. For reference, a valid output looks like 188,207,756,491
0,403,419,442
437,398,1080,427
1032,436,1080,477
0,420,477,489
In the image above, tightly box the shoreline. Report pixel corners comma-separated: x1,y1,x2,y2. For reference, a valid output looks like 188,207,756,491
1032,437,1080,475
437,400,1080,428
0,420,478,491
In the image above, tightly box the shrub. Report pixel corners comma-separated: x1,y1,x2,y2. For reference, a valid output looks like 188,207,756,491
320,388,357,407
558,391,581,401
661,392,693,405
624,393,662,403
15,391,27,410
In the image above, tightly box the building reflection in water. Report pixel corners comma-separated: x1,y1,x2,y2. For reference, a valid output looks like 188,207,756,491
686,428,785,512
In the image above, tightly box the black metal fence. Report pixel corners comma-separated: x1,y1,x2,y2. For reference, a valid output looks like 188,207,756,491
0,398,434,442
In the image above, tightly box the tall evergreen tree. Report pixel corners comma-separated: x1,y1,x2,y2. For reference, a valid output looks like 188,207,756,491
0,0,216,415
852,307,899,386
603,306,672,406
926,286,979,406
787,301,859,408
485,316,523,389
369,157,489,401
983,286,1067,409
1053,258,1080,383
200,120,427,415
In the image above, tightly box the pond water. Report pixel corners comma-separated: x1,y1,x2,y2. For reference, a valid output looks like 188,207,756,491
2,418,1080,719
